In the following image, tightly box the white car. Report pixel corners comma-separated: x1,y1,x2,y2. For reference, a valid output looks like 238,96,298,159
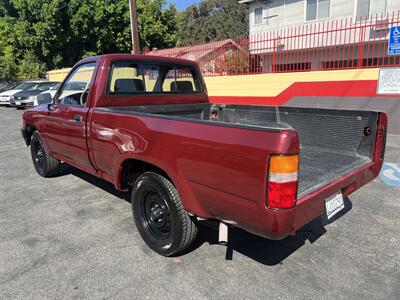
37,81,88,105
36,83,62,105
11,82,60,108
0,81,44,106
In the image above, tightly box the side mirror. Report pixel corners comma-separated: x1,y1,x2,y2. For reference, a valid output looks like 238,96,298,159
47,103,55,111
37,93,53,105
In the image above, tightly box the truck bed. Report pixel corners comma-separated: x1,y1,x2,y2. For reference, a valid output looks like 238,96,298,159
103,103,378,198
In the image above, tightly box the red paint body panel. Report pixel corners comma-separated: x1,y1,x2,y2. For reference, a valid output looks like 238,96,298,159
22,54,387,240
89,109,299,236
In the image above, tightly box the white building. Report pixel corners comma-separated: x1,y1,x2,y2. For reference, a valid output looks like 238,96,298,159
239,0,400,72
240,0,400,33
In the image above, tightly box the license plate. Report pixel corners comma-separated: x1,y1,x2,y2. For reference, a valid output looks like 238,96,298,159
325,193,345,220
15,101,21,106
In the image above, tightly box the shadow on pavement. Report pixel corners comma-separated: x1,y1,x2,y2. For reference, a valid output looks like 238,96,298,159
59,163,129,200
59,163,353,266
184,197,352,265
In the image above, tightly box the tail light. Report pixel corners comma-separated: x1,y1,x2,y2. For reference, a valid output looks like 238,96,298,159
267,154,299,209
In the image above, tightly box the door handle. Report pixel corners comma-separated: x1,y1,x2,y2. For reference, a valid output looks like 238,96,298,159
73,115,82,123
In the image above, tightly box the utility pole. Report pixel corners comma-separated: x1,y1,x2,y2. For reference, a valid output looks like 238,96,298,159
129,0,140,54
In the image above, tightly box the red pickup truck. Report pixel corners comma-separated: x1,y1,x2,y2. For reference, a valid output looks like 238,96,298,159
21,54,387,256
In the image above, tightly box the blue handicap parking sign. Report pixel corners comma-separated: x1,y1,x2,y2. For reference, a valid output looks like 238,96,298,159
380,162,400,187
388,26,400,55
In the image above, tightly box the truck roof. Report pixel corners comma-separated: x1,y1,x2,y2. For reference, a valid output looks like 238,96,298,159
76,53,198,67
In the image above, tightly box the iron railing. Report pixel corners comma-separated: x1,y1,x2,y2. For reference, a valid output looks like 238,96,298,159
146,11,400,76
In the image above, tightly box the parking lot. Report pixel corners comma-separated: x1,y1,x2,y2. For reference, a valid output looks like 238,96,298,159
0,106,399,299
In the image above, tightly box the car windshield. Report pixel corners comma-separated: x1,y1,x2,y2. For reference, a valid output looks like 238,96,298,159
14,82,39,90
35,82,59,91
50,83,61,90
64,82,87,91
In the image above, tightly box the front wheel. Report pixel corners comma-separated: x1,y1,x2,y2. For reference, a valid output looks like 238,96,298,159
131,172,198,256
30,131,60,177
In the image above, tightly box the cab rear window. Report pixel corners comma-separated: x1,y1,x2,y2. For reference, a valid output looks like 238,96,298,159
107,61,203,95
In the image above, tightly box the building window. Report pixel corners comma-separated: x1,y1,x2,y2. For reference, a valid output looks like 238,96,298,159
305,0,330,21
355,0,370,19
254,7,263,25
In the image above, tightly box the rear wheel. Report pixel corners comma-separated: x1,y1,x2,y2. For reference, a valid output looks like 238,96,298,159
30,131,60,177
131,172,197,256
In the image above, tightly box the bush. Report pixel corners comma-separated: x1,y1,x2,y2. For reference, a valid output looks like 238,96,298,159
17,50,46,79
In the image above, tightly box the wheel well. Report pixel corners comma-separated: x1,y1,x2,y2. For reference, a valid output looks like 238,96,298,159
25,124,37,146
120,159,171,190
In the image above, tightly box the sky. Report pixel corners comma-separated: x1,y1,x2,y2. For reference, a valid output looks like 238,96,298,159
167,0,201,10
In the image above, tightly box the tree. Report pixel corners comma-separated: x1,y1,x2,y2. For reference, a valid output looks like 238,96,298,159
67,0,178,57
0,0,179,79
0,45,18,79
2,0,73,73
0,15,18,79
177,0,248,45
67,0,131,61
18,50,46,78
0,0,16,17
136,0,178,49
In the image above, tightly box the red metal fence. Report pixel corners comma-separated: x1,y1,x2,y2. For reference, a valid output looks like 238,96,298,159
146,10,400,76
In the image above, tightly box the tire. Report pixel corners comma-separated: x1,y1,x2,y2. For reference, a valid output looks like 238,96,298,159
131,172,197,256
30,131,60,177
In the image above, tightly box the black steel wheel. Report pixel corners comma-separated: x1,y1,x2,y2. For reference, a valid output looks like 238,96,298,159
131,172,198,256
30,131,60,177
31,135,45,173
141,189,172,241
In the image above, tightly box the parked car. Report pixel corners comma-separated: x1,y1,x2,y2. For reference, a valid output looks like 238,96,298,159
36,82,87,105
0,81,19,93
21,54,387,257
10,82,59,108
0,81,44,106
35,83,61,105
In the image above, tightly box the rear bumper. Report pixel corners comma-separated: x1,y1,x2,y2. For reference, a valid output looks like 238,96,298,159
293,161,378,232
251,160,381,240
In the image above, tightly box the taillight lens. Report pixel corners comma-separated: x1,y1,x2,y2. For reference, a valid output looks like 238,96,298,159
267,154,299,209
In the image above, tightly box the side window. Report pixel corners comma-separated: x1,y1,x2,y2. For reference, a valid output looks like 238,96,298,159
56,62,96,106
108,61,202,95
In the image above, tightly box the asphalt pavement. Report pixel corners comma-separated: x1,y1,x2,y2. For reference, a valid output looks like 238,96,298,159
0,107,399,299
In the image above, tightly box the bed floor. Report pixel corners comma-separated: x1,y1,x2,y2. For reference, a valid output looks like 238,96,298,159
298,148,371,198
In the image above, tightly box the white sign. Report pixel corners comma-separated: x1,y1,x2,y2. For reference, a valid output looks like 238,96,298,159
377,68,400,95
